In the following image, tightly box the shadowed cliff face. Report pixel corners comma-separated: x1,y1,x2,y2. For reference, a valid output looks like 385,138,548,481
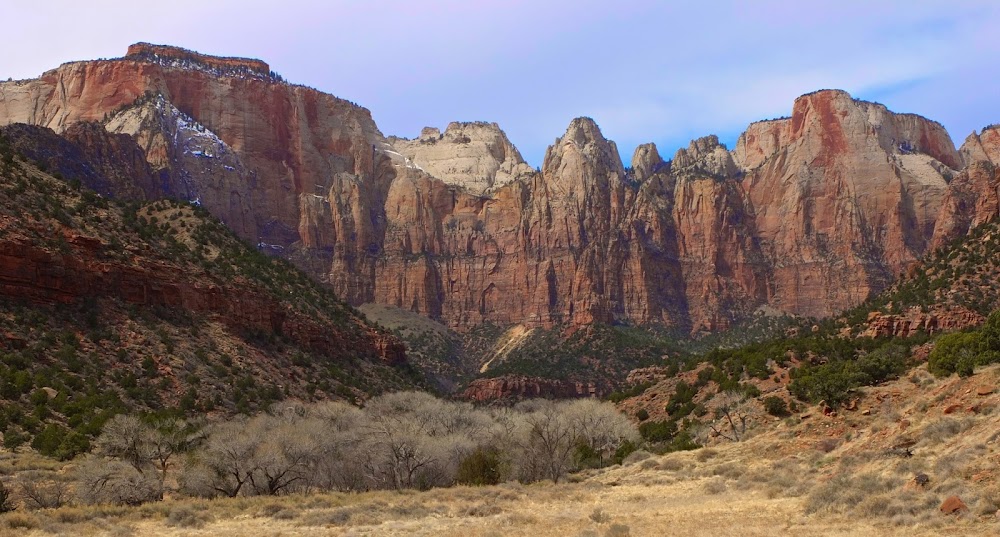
0,51,396,307
4,47,994,335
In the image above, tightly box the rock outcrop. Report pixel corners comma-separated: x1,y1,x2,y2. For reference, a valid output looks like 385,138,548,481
460,375,604,402
861,307,985,339
931,160,1000,249
932,126,1000,248
1,48,985,335
958,125,1000,165
1,122,161,200
389,122,534,194
125,42,272,76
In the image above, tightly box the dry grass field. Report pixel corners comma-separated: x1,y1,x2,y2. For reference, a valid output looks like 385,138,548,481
1,364,999,536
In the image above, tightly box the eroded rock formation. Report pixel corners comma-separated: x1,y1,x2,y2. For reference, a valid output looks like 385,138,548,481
460,375,604,402
4,46,997,335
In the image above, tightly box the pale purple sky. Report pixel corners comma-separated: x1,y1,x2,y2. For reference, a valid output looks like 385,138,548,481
4,1,999,166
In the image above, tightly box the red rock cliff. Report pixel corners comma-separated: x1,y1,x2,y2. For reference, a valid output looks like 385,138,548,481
126,42,271,75
0,49,978,333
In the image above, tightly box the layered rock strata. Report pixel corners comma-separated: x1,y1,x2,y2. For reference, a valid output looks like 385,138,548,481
4,47,995,334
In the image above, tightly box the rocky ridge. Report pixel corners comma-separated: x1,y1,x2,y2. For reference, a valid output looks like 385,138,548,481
0,134,416,430
388,122,535,194
2,47,999,339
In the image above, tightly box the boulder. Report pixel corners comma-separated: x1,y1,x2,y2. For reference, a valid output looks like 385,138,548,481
939,495,968,515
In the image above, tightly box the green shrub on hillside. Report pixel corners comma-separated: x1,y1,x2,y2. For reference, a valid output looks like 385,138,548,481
763,396,788,417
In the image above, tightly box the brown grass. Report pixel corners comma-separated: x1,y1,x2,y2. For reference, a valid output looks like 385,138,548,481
1,364,999,535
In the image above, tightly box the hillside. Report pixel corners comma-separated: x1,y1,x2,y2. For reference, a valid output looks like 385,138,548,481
1,365,997,535
0,130,419,458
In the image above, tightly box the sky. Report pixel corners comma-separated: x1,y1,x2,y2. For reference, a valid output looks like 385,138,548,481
3,1,1000,166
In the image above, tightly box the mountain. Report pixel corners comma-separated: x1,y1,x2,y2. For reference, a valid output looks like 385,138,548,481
0,128,416,455
3,44,990,338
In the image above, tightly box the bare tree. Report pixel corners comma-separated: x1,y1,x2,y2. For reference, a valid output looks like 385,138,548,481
17,473,70,510
94,414,196,492
94,415,152,473
563,399,640,466
514,400,578,483
246,415,323,495
176,393,641,494
194,418,261,497
76,458,160,506
708,392,754,442
145,418,199,486
0,480,13,513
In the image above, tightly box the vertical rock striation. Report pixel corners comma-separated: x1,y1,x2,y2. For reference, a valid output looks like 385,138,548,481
1,48,987,334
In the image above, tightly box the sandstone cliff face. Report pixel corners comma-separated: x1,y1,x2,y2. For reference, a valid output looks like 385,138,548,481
0,48,396,307
103,95,258,239
0,48,982,334
931,161,1000,249
460,375,604,402
931,125,1000,249
389,122,534,194
861,307,984,339
958,125,1000,165
1,122,161,200
126,42,271,76
742,90,955,318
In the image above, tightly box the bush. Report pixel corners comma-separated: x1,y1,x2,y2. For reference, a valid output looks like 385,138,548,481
639,420,677,443
456,447,505,486
76,459,162,506
18,476,70,510
166,505,212,528
789,361,862,406
2,512,39,530
0,481,14,513
763,396,788,417
928,331,982,377
613,440,639,465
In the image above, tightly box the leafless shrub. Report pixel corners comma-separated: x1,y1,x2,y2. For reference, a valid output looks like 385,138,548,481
605,522,631,537
464,502,502,517
2,512,39,530
622,450,652,465
76,458,161,506
707,393,756,442
658,458,685,472
271,508,299,520
695,448,718,462
919,417,972,446
703,477,727,495
165,505,212,528
815,438,839,453
804,472,902,516
17,474,70,510
589,507,611,523
711,462,745,479
296,507,354,527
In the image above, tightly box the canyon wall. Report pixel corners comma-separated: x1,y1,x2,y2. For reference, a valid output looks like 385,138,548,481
4,46,997,333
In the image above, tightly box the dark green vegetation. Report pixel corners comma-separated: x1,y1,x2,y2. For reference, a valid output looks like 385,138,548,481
847,217,1000,323
0,135,421,457
480,324,681,387
927,310,1000,377
358,303,479,393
